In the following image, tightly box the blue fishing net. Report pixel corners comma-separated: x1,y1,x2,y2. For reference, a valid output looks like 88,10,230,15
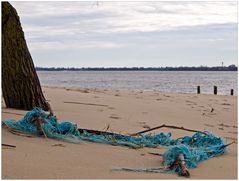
2,107,227,176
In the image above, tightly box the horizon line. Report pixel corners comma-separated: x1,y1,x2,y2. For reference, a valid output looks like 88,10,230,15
35,65,237,69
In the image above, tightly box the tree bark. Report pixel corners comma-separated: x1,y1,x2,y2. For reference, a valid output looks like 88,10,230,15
2,2,49,111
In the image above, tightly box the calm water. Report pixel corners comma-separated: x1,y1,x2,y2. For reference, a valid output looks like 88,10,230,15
37,71,237,95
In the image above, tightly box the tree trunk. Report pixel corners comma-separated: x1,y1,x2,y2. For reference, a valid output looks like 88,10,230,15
2,2,49,111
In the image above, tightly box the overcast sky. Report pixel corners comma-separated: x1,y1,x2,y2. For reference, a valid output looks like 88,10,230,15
10,1,238,68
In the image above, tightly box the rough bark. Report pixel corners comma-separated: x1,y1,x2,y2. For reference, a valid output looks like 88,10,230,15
2,2,49,111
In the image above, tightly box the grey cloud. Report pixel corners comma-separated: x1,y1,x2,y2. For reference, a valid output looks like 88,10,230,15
9,1,238,67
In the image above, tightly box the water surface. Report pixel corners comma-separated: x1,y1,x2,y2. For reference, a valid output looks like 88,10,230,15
37,71,237,95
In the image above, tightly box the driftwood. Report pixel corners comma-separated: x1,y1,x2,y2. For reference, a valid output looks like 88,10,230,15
2,143,16,148
220,141,235,149
63,101,108,107
78,128,124,137
8,129,34,137
2,122,34,137
130,124,207,136
148,152,163,156
168,153,190,177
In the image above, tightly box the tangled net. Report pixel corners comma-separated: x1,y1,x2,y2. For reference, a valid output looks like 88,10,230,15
2,107,228,176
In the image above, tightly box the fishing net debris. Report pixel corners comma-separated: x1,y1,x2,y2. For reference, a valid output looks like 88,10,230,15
2,108,228,176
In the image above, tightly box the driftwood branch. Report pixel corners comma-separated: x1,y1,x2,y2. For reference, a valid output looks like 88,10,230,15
9,129,34,137
2,143,16,148
2,122,34,137
78,128,123,137
130,124,207,136
220,141,235,149
63,101,108,107
148,152,163,156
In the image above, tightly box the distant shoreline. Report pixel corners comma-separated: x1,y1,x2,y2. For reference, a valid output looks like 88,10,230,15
36,66,237,71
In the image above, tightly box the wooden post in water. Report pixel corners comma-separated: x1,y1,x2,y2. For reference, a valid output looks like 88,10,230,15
230,89,234,96
197,86,200,94
214,86,217,95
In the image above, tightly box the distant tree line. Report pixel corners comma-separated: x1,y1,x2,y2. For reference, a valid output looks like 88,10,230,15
36,65,237,71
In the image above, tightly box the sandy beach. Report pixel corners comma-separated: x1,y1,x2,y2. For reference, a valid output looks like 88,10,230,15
2,86,237,179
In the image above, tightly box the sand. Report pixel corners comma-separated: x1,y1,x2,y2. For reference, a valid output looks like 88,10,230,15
2,86,237,179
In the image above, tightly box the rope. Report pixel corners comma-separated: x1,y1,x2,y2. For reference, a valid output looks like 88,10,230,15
2,107,228,176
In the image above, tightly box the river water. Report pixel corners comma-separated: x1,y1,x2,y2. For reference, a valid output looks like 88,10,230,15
37,71,237,95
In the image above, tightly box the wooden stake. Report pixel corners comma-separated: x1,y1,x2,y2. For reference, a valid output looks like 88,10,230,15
197,86,200,94
214,86,217,95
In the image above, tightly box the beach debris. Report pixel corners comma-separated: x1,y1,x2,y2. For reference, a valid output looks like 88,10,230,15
210,108,214,112
225,137,237,143
31,116,48,138
221,103,231,106
113,140,234,177
81,89,90,93
204,123,214,127
163,94,171,98
2,124,34,137
142,125,151,129
130,124,207,136
109,115,120,119
105,124,110,131
2,108,229,177
218,123,231,128
52,143,66,147
168,153,190,177
63,101,108,107
102,123,111,132
10,130,35,137
148,152,163,156
219,141,235,149
2,143,16,148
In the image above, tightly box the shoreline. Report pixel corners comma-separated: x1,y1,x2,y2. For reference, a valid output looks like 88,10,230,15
42,85,237,97
2,86,237,179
